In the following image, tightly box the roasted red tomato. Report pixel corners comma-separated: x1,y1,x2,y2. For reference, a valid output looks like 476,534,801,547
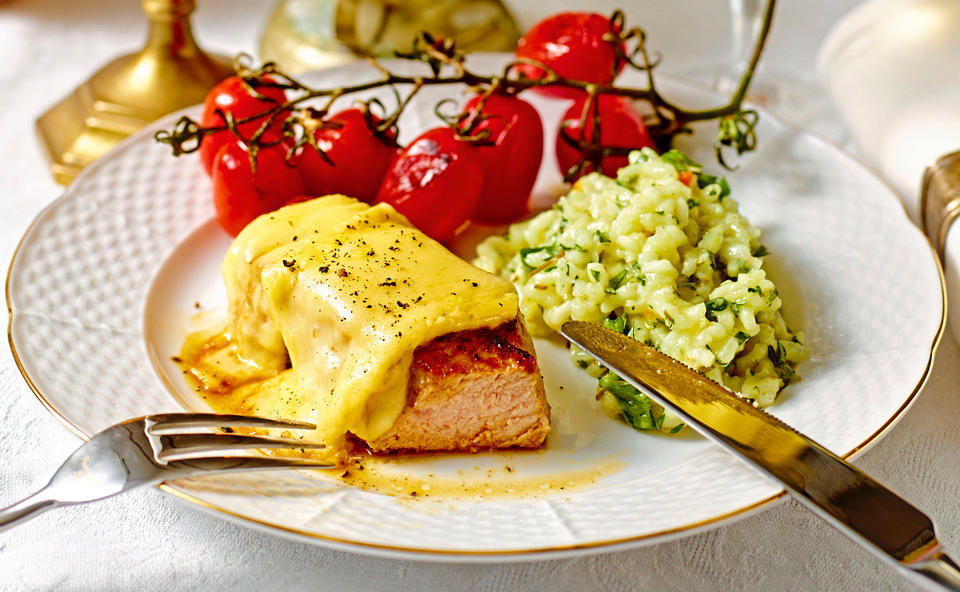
199,76,289,176
376,127,483,243
295,108,397,203
555,94,655,180
462,93,543,224
212,140,305,236
515,12,625,99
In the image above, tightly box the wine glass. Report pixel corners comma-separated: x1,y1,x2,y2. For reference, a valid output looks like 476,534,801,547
718,0,769,99
708,0,850,146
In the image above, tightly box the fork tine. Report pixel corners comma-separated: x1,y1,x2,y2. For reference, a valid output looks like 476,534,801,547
164,456,334,472
157,433,324,461
147,413,315,433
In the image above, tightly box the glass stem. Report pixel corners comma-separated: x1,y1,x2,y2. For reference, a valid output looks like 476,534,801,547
730,0,764,74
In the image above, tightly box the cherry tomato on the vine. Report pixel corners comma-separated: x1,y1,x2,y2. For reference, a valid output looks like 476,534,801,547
295,108,398,203
199,76,289,176
212,140,305,236
515,12,625,99
555,94,655,181
462,93,543,224
376,127,482,244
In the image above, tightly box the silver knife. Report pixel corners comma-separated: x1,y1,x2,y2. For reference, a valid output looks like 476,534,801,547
561,320,960,591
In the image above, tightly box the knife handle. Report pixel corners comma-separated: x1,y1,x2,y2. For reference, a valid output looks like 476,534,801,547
909,552,960,591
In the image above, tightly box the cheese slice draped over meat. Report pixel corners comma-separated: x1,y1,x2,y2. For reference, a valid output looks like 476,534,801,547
199,195,519,455
222,195,369,372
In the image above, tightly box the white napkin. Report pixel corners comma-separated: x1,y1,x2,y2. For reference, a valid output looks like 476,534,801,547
818,0,960,343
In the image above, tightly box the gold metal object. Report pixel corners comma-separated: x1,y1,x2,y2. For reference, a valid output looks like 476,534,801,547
561,320,960,589
259,0,355,72
3,177,946,555
260,0,519,74
921,150,960,261
36,0,234,185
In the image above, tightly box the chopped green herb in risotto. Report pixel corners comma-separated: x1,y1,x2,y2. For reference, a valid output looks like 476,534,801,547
474,148,806,432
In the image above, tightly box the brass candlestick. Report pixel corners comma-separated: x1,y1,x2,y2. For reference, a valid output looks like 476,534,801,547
36,0,234,185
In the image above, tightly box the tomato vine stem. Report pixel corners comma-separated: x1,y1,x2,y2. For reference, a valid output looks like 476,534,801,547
156,2,775,171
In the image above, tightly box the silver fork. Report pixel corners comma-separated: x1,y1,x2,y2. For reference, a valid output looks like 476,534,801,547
0,413,332,532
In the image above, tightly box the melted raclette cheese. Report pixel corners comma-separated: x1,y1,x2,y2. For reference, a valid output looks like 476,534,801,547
223,194,369,372
180,196,519,459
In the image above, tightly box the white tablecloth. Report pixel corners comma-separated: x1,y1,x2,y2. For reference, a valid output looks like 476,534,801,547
2,1,956,590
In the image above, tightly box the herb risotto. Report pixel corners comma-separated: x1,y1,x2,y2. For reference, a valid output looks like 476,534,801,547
474,148,806,432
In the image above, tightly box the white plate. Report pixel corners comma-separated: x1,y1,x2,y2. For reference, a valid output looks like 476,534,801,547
7,56,946,560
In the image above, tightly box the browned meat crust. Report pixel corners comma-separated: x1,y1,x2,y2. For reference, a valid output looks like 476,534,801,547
361,318,550,453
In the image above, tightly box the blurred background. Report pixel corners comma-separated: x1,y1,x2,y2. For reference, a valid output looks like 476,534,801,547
3,2,960,590
0,0,862,190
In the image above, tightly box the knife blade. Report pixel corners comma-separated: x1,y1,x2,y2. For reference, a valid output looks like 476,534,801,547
560,320,960,590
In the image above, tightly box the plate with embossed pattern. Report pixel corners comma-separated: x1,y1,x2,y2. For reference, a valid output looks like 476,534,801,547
6,56,945,559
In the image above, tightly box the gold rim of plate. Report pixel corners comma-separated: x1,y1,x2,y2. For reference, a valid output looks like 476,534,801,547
6,98,949,560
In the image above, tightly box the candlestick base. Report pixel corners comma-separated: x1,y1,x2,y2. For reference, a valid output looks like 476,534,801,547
36,0,234,185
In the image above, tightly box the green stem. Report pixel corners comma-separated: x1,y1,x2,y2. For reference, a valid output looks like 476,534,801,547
670,0,776,121
156,4,776,166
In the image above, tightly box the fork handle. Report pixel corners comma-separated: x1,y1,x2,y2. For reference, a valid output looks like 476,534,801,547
0,490,58,533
